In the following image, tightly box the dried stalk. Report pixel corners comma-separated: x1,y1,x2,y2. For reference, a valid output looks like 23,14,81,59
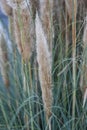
65,0,77,20
72,0,77,130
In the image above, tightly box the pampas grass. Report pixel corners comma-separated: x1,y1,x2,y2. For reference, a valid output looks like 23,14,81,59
39,0,53,53
36,13,52,123
1,0,35,62
0,0,87,130
0,0,12,16
0,20,11,88
6,0,30,10
0,1,35,130
0,34,9,87
12,6,35,62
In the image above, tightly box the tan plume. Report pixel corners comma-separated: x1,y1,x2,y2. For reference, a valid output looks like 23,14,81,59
0,34,10,87
36,13,52,122
39,0,54,54
0,0,12,16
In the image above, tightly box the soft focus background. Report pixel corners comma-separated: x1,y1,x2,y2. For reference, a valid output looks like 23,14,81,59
0,1,87,130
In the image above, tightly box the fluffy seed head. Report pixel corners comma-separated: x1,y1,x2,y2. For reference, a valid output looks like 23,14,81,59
36,13,52,121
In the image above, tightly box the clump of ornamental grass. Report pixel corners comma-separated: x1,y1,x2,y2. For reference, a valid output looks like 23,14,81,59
0,1,35,130
36,13,53,128
0,0,87,130
0,0,35,90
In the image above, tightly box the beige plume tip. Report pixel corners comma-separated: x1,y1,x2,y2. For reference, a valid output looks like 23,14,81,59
83,88,87,108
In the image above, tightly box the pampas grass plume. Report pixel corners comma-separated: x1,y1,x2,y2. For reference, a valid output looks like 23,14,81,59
0,34,9,87
83,88,87,107
0,0,12,16
39,0,53,53
36,12,52,122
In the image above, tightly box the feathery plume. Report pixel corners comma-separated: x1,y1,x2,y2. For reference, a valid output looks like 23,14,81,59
11,2,35,62
1,0,35,62
0,34,9,87
83,88,87,107
36,13,52,122
0,20,13,88
0,0,12,16
6,0,30,10
83,16,87,46
39,0,54,54
11,0,35,62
